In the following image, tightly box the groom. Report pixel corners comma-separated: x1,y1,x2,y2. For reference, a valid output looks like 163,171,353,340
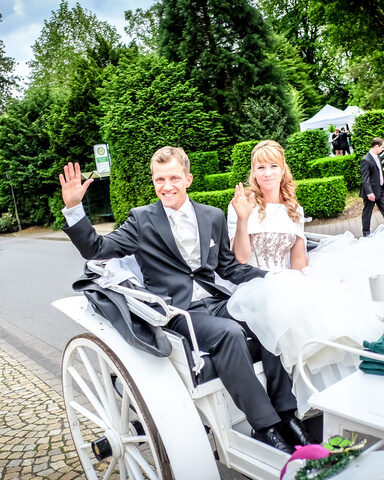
60,146,310,453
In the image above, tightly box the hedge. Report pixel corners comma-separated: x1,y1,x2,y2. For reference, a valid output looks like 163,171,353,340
230,140,259,185
188,151,220,192
189,188,235,213
306,154,359,191
296,176,347,218
204,172,232,191
351,110,384,163
285,129,330,180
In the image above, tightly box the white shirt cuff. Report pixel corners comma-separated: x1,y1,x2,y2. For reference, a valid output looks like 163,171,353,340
62,203,86,227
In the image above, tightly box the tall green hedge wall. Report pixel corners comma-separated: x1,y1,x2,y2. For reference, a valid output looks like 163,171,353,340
296,176,347,218
307,154,359,191
285,129,330,180
230,140,259,185
189,176,346,218
188,151,219,192
351,110,384,162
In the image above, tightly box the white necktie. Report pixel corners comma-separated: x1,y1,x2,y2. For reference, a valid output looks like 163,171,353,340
169,210,197,257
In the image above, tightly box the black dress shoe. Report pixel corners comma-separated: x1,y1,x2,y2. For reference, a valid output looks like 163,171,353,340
281,416,311,447
252,426,294,454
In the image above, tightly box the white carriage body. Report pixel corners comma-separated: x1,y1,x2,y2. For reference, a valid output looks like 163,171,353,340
54,260,384,479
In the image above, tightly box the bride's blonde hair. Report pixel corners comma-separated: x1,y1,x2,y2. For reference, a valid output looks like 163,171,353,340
248,140,300,223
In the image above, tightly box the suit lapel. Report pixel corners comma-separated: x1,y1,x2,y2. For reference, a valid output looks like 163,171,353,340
368,153,383,179
148,201,187,265
192,201,212,266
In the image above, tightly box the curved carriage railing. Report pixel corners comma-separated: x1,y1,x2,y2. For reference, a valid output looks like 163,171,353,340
87,260,205,374
297,339,384,395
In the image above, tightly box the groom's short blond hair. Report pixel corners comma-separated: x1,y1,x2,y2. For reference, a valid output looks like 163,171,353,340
150,146,190,175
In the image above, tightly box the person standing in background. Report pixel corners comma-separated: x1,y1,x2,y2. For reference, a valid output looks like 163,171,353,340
360,137,384,236
331,128,342,156
340,127,351,155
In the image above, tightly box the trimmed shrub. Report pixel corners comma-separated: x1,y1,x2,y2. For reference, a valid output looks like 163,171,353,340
230,140,259,185
189,188,235,213
307,154,360,191
0,213,18,233
188,151,219,192
296,176,347,218
351,110,384,162
204,172,232,191
285,129,330,180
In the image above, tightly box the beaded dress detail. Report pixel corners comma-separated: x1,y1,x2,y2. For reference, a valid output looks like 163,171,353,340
249,232,296,270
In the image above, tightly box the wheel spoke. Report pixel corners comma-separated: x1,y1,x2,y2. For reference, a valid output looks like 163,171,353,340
79,442,92,450
99,356,121,427
126,445,159,480
63,337,166,480
124,452,145,480
69,400,108,431
102,457,118,480
120,389,130,434
118,458,128,478
77,347,114,424
68,365,111,426
121,434,149,444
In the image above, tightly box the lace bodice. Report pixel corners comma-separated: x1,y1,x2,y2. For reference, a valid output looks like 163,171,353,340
249,232,297,269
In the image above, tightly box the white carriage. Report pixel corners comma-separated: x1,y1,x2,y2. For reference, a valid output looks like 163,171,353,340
53,237,384,480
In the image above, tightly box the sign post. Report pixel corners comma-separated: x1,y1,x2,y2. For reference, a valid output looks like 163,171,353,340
93,144,111,174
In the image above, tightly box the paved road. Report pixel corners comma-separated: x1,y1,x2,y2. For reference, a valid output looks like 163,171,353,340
0,234,246,479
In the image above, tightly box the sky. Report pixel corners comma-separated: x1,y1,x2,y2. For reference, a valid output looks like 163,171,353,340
1,0,154,84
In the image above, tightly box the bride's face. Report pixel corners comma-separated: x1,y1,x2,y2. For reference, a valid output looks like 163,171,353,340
253,161,283,194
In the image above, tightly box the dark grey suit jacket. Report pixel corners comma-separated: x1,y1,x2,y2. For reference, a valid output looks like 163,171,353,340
360,152,384,199
63,200,267,310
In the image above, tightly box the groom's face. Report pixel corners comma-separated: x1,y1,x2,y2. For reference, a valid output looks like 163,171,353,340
152,157,193,210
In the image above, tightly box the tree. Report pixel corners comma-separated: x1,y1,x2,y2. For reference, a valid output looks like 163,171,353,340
157,0,297,141
0,14,19,112
309,0,384,109
0,88,59,225
99,53,227,223
28,0,120,90
270,34,322,119
45,36,131,178
257,0,348,109
124,5,159,53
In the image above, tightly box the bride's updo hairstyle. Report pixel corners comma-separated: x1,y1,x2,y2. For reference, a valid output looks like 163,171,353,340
248,140,301,223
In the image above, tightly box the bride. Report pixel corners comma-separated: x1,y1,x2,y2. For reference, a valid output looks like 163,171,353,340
226,140,384,417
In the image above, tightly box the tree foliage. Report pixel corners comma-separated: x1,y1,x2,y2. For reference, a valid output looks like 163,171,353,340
0,14,19,112
258,0,349,109
0,88,58,225
28,0,120,89
157,0,296,141
124,5,159,53
99,53,227,223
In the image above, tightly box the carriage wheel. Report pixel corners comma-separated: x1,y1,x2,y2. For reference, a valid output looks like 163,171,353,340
62,334,173,479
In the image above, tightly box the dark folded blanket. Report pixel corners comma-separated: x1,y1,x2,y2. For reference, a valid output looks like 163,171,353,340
359,333,384,375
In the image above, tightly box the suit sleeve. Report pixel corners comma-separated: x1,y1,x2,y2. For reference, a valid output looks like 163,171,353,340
215,211,267,283
63,211,140,260
360,157,373,196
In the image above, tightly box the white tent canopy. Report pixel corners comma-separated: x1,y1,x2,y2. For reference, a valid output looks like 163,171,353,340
300,104,364,132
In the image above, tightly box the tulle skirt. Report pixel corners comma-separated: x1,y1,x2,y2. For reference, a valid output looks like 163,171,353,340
227,226,384,417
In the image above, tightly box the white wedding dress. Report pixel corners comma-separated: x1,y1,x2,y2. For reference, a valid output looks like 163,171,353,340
227,203,384,417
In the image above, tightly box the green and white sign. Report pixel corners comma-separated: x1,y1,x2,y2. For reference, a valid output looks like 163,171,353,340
93,144,111,173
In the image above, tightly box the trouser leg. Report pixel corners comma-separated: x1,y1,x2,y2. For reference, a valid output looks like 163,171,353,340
169,299,296,430
375,190,384,219
362,197,375,235
208,298,296,414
